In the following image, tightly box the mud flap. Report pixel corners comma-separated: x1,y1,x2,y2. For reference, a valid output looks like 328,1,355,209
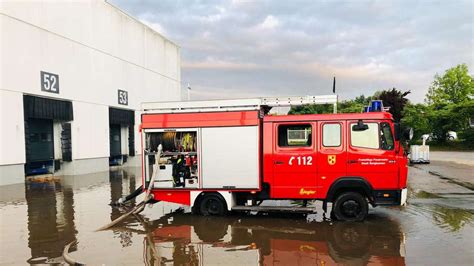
400,188,408,206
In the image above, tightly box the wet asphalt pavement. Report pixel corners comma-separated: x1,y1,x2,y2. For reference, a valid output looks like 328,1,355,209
0,154,473,265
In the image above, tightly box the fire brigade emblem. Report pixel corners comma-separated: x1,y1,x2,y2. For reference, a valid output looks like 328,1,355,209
328,155,336,165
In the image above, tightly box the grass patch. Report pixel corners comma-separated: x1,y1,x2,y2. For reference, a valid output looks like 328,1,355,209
415,190,442,199
429,142,474,151
410,140,474,151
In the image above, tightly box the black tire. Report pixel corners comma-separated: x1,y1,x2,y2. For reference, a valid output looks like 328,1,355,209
193,217,228,242
332,192,368,222
191,204,201,215
199,194,227,216
327,222,370,262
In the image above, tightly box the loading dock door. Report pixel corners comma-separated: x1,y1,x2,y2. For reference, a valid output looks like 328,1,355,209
27,118,54,162
23,95,73,175
110,124,122,157
108,107,134,159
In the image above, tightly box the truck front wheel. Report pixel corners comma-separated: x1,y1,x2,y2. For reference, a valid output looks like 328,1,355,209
199,194,227,216
332,192,368,222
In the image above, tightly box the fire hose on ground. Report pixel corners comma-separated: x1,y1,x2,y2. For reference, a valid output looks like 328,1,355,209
62,145,163,265
96,144,162,231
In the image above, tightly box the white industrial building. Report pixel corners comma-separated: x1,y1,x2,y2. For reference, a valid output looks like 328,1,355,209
0,0,181,185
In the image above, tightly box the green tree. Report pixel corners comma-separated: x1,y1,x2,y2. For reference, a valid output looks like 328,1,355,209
425,64,474,142
288,104,333,114
338,100,365,113
426,64,474,107
378,88,411,122
401,103,432,141
429,100,474,142
353,94,373,105
338,94,374,113
288,94,371,115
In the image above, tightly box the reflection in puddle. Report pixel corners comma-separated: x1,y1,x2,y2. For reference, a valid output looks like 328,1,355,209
139,213,406,265
407,199,474,232
431,205,474,232
109,169,139,248
25,181,77,264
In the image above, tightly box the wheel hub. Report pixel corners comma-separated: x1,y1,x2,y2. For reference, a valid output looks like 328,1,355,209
341,200,361,217
207,199,220,214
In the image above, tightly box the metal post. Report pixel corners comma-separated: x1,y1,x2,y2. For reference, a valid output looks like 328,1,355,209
187,83,191,101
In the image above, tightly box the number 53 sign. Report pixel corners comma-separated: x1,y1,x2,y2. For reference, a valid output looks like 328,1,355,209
118,89,128,105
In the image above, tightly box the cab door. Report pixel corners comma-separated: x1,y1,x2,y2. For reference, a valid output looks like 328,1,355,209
347,120,398,189
317,121,347,198
272,122,317,198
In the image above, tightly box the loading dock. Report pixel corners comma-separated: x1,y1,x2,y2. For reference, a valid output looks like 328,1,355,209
109,108,135,166
23,95,73,175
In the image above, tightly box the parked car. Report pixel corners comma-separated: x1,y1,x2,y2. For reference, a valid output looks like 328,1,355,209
421,131,457,142
421,134,431,142
447,131,457,140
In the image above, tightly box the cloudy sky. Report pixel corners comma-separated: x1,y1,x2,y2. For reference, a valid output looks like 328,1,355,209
110,0,473,102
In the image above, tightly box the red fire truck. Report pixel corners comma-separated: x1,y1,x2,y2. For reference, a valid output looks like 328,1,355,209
140,95,410,221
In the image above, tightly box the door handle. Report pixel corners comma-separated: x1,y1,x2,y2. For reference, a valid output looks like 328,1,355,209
274,161,284,165
347,160,358,164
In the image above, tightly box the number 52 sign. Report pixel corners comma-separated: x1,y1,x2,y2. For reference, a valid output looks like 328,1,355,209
40,71,59,94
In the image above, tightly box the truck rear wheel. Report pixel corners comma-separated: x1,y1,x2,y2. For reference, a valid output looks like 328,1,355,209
200,194,227,216
332,192,368,222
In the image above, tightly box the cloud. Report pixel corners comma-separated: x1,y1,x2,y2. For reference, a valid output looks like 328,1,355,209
111,0,473,103
257,15,280,30
182,58,260,70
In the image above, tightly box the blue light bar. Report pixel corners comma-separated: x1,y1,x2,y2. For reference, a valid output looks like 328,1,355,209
363,100,384,113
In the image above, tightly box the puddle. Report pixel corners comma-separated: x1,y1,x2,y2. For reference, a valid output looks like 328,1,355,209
0,168,473,265
430,205,474,232
136,212,406,265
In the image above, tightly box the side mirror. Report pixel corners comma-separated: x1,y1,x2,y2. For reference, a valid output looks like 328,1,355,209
403,127,414,140
352,120,368,131
394,123,401,141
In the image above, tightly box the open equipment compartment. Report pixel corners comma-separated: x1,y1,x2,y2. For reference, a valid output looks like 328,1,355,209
141,108,262,191
144,128,199,189
143,123,261,190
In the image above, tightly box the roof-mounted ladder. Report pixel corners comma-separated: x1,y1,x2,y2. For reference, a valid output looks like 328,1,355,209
142,94,338,113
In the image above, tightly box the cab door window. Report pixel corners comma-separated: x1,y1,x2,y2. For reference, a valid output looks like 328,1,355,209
380,122,395,150
278,124,312,147
350,123,379,149
350,122,395,150
322,123,341,147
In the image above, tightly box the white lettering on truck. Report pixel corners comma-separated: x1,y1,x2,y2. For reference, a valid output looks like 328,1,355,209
289,156,313,166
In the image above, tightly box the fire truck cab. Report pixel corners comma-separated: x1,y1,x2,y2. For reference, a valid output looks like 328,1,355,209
140,96,409,221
